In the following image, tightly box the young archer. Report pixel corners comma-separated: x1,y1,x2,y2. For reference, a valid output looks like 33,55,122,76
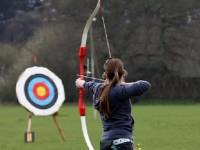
76,58,151,150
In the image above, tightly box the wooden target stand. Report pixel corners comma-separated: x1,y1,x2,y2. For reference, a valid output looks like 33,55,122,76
25,112,66,143
16,59,66,143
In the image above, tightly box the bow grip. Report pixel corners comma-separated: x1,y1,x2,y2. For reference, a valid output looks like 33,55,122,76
78,46,87,116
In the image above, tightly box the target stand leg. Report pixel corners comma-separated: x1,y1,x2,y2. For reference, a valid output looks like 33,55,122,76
25,113,35,143
25,131,35,143
52,112,66,141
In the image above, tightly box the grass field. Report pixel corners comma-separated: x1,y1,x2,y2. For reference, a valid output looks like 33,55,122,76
0,104,200,150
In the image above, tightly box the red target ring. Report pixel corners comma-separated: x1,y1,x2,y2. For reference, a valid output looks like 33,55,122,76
33,82,50,100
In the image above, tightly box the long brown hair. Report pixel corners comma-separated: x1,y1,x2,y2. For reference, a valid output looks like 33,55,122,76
99,58,127,117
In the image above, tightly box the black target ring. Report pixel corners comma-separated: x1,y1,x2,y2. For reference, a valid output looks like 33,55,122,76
24,74,58,109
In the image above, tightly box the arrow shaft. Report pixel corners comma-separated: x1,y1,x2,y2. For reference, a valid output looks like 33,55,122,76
77,74,104,82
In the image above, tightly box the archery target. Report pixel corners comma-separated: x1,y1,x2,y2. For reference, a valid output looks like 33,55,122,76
16,67,65,116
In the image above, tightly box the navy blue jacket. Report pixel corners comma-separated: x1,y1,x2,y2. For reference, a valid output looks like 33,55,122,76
83,80,151,140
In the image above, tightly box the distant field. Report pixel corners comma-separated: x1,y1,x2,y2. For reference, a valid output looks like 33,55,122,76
0,104,200,150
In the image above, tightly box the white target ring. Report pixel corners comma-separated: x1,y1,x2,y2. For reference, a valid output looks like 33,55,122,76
16,67,65,116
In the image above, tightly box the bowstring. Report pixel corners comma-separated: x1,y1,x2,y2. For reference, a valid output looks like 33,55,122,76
100,0,112,59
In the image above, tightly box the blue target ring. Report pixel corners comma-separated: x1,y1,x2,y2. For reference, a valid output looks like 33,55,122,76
27,77,55,106
24,74,58,109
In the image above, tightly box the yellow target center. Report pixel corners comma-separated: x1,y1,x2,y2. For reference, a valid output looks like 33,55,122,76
36,86,47,97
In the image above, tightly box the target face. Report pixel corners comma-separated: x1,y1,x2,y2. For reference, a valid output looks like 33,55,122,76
16,67,65,116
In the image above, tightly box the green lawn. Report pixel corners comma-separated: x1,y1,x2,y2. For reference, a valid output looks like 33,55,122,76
0,104,200,150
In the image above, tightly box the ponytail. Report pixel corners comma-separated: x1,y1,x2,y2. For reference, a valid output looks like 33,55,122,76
99,58,127,117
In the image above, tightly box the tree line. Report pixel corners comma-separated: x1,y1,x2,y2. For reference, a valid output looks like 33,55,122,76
0,0,200,103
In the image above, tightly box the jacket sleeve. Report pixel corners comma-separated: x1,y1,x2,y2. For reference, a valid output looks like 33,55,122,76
122,80,151,98
83,81,101,93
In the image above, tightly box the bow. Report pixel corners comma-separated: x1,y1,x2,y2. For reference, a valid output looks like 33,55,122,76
78,0,101,150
